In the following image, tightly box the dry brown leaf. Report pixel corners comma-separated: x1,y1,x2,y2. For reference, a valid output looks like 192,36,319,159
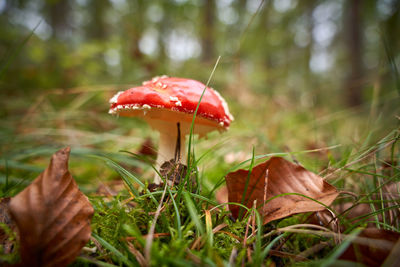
9,147,94,267
225,157,338,224
215,185,228,205
339,228,400,266
316,182,400,231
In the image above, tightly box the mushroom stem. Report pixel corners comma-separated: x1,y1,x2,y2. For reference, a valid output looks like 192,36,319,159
151,121,187,184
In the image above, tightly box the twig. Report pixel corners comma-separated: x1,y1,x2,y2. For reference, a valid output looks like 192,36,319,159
263,169,268,223
144,183,168,265
298,242,330,258
127,242,147,267
190,223,229,249
124,233,170,241
229,247,238,266
339,190,359,199
216,231,242,243
185,248,202,265
274,228,396,251
242,209,253,267
89,236,112,263
269,250,308,261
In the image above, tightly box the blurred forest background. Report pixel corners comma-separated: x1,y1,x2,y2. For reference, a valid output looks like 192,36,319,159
0,0,399,189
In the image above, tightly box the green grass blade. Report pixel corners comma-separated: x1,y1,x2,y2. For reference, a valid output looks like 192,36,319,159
183,191,204,236
187,56,221,166
92,233,134,267
90,155,160,206
260,233,287,260
120,150,165,183
91,155,140,197
253,209,263,265
0,21,41,79
167,187,183,239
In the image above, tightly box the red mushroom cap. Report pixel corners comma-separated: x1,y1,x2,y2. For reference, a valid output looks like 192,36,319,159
109,76,233,129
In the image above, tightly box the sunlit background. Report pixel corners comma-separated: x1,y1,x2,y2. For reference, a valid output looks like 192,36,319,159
1,0,398,89
0,0,399,190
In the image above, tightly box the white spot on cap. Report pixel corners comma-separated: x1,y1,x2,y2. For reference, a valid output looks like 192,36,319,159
143,75,169,86
109,91,124,104
109,104,151,115
211,88,234,123
169,96,182,107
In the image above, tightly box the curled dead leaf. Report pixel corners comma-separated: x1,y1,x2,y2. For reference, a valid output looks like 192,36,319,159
314,182,400,232
339,228,400,266
225,157,338,224
9,147,94,267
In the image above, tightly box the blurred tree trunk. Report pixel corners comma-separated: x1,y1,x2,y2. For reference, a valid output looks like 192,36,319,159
385,1,399,48
46,0,71,40
43,0,73,88
345,0,364,106
130,1,145,61
234,0,246,99
383,1,400,93
156,1,169,73
261,0,273,81
201,0,215,62
304,0,315,88
88,0,110,40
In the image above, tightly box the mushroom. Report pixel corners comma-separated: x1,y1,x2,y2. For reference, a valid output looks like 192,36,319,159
109,76,234,184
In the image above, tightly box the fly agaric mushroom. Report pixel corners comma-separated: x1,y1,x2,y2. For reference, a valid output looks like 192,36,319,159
109,76,233,184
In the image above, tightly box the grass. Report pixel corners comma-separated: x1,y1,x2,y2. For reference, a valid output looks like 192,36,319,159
1,100,399,266
0,54,399,266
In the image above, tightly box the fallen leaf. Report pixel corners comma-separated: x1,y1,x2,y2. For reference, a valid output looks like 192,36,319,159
335,202,377,229
339,228,400,266
225,157,338,224
215,185,228,204
310,202,372,232
315,182,400,231
9,147,94,267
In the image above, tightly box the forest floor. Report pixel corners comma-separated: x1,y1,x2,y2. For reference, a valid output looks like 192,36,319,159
1,70,399,266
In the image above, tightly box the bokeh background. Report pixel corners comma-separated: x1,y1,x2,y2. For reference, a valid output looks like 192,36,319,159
0,0,399,192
